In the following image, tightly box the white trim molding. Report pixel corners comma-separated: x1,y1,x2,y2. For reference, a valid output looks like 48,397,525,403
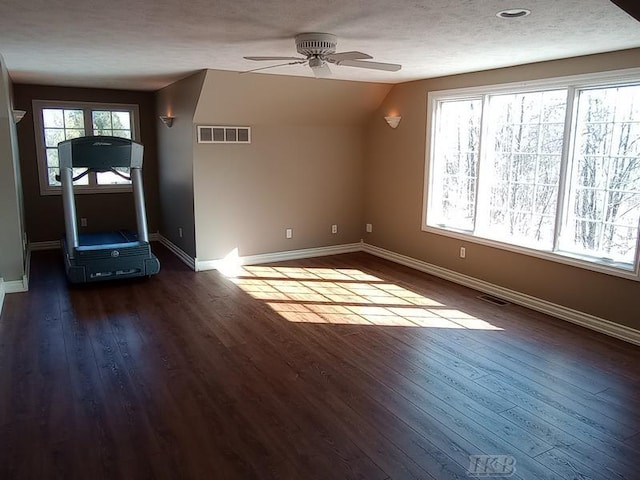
362,243,640,346
157,234,196,270
2,277,29,294
0,276,26,316
196,243,362,272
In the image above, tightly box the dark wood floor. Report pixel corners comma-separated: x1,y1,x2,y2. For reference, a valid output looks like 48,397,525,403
1,245,639,479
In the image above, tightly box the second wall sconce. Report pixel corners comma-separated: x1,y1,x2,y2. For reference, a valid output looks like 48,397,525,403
159,115,175,128
13,110,27,123
384,115,401,129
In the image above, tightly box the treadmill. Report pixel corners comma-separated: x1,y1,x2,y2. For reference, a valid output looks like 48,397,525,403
58,136,160,283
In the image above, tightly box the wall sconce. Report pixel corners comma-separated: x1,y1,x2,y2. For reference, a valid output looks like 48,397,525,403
159,115,175,128
13,110,26,123
384,115,401,129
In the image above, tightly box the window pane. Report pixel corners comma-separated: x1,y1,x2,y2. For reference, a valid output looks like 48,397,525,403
112,129,131,139
479,90,567,249
45,128,66,148
64,109,84,129
96,167,131,185
92,110,131,138
92,111,112,130
428,99,481,231
46,148,59,168
42,109,64,128
65,128,85,140
48,168,61,186
111,111,130,130
561,84,640,266
43,110,85,186
72,168,89,185
48,166,89,186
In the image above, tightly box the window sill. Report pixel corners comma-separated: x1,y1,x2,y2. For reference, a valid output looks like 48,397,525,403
422,224,640,282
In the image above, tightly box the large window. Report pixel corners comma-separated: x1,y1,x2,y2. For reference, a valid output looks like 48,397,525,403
425,71,640,278
33,100,140,195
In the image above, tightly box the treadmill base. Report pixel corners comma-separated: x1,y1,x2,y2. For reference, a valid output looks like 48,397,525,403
63,235,160,283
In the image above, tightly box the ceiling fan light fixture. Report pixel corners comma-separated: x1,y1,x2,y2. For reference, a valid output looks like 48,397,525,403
496,8,531,19
308,57,324,68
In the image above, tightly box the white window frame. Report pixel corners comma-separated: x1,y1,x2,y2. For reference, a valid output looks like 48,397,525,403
423,68,640,281
33,100,141,196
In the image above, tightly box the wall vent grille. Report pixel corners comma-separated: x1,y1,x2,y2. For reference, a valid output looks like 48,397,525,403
197,126,251,144
477,294,510,306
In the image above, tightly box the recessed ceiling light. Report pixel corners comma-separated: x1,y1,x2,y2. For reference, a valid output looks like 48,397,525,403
496,8,531,19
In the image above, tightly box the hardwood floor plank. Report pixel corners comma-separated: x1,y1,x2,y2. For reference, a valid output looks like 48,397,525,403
1,247,638,479
0,292,29,426
501,406,636,480
535,447,617,480
411,332,640,440
483,373,640,464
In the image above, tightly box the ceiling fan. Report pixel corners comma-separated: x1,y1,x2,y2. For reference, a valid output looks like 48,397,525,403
243,32,401,78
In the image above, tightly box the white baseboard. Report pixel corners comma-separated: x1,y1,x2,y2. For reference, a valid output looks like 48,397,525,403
196,243,363,272
0,250,30,313
0,277,24,316
29,240,61,251
3,277,28,294
27,232,636,346
362,243,640,347
157,235,196,270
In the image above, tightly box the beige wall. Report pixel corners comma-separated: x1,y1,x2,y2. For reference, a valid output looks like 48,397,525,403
0,54,26,282
192,70,390,262
156,71,206,258
364,48,640,330
13,84,160,243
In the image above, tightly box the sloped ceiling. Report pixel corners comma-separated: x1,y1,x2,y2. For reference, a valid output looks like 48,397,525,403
1,0,639,90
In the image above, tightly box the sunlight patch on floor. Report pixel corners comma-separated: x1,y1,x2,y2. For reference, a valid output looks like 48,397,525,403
230,266,502,330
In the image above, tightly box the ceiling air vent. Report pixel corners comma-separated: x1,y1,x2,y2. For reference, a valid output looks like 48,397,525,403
197,126,251,144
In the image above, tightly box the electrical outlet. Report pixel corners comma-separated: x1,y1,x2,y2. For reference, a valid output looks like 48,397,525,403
460,246,466,259
80,218,87,227
178,227,183,238
331,224,338,234
366,223,373,233
286,228,293,239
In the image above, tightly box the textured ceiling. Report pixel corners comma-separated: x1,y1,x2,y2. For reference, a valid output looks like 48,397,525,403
1,0,639,91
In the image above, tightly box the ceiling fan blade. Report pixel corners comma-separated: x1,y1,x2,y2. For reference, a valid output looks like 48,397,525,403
244,56,305,61
326,51,373,62
241,60,308,74
610,0,640,21
336,59,402,72
311,63,332,78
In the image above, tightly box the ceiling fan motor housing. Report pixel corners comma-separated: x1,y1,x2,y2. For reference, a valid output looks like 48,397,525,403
295,33,337,57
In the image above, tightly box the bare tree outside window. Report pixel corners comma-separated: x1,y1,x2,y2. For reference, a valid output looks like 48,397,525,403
561,85,640,264
479,90,567,249
34,101,138,194
426,78,640,274
430,99,481,231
